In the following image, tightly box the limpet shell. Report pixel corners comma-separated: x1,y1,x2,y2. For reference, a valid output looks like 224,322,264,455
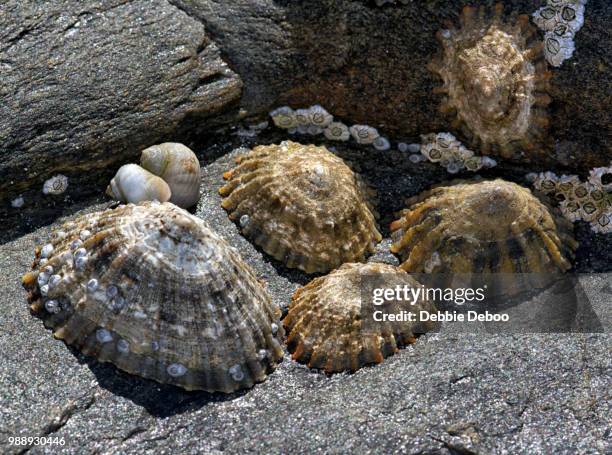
219,141,382,273
428,4,552,158
390,179,578,295
283,263,437,373
22,202,284,392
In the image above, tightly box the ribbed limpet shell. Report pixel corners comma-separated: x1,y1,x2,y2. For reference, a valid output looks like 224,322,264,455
390,179,578,296
283,263,437,373
428,4,552,158
219,141,382,274
22,202,283,392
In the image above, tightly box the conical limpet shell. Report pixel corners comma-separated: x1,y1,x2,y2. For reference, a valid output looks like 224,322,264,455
283,263,438,373
219,141,382,274
390,179,578,296
140,142,201,208
428,4,552,158
22,202,284,392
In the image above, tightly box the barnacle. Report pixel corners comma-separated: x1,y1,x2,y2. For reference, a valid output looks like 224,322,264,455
349,125,380,145
22,202,284,392
308,105,333,128
220,141,382,273
420,132,497,173
282,263,437,373
428,4,552,158
42,175,69,195
270,106,298,129
324,122,351,141
390,179,578,295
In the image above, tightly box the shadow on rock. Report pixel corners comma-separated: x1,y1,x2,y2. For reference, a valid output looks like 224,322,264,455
73,349,244,417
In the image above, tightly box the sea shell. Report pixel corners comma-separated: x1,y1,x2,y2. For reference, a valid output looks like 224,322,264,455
428,4,552,158
42,174,69,195
106,164,171,204
390,179,578,295
22,202,283,392
140,142,201,208
219,141,382,274
283,263,437,373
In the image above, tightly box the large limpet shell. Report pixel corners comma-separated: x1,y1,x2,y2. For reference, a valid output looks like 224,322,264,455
283,263,437,373
390,179,578,295
428,4,552,158
219,141,382,274
22,202,283,392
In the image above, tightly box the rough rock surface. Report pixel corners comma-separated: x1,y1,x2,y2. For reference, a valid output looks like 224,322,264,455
0,0,242,202
172,0,611,170
0,136,610,454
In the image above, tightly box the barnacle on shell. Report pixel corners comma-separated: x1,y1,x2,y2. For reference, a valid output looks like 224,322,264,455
219,141,382,274
22,202,284,392
282,263,437,373
390,179,578,295
428,4,552,158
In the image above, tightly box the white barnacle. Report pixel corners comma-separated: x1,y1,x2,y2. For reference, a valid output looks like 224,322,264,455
228,364,245,382
409,154,426,164
294,108,311,126
42,175,69,195
543,32,575,67
588,165,612,191
349,125,380,145
44,300,61,314
37,272,50,287
41,244,54,258
96,328,113,343
397,142,409,153
74,256,88,271
40,284,49,296
43,265,54,275
79,230,92,241
86,278,99,292
111,296,126,312
308,105,333,128
167,363,187,377
48,274,62,288
372,136,391,151
270,106,297,129
74,248,87,258
271,322,279,335
257,349,268,361
116,339,130,354
481,157,497,169
446,160,463,174
323,122,350,141
239,214,250,229
151,340,160,351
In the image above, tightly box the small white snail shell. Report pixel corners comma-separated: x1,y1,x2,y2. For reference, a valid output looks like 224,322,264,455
106,164,171,204
140,143,201,208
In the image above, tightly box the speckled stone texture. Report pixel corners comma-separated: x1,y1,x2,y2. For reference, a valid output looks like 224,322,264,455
0,0,242,205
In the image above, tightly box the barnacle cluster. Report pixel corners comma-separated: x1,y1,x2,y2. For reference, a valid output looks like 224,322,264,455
390,179,578,295
220,141,382,273
270,105,392,151
418,132,497,174
428,4,552,158
22,202,284,392
374,0,411,5
527,164,612,233
532,0,587,67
